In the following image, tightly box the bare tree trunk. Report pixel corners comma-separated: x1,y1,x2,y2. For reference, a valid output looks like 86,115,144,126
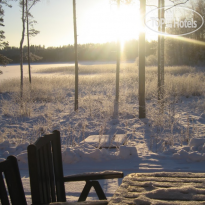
158,0,165,102
161,0,165,97
26,0,31,84
158,0,161,100
20,0,25,99
116,0,120,102
139,0,146,118
113,0,121,118
73,0,78,111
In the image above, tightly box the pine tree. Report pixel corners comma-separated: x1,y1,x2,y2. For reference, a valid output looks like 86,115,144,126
0,0,12,75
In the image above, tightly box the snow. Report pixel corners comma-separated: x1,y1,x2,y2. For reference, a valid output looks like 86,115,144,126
0,140,137,164
189,138,205,148
80,134,127,148
0,63,75,80
0,61,130,80
1,63,205,204
168,138,205,162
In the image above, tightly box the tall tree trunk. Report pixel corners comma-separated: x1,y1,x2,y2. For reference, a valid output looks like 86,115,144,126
26,0,31,84
20,0,25,99
158,0,161,99
139,0,146,118
116,0,120,102
113,0,121,118
73,0,78,111
158,0,164,102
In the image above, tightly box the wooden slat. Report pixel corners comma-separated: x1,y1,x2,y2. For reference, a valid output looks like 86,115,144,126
130,198,205,205
34,133,54,149
125,190,205,201
51,130,66,202
28,144,43,204
43,145,52,203
127,181,205,189
39,147,48,204
5,156,27,205
0,156,27,205
134,172,205,178
64,172,124,182
47,142,56,202
109,172,205,205
0,160,8,172
125,176,205,183
0,173,10,205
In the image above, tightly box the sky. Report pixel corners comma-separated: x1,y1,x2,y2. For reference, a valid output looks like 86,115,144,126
2,0,191,48
2,0,142,48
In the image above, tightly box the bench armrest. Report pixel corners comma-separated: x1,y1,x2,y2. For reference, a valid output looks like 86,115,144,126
63,170,123,182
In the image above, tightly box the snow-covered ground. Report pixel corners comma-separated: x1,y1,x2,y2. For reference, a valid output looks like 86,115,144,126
0,63,75,80
0,61,132,80
1,63,205,204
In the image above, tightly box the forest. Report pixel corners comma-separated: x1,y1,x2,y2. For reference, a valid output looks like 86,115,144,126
0,40,155,63
1,36,205,66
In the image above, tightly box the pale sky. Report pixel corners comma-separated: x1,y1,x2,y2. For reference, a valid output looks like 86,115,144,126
2,0,191,48
2,0,141,48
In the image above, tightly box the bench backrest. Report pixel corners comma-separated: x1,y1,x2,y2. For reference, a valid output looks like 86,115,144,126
27,130,66,205
0,156,27,205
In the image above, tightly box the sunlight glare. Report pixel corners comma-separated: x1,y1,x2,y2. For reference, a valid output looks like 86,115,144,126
80,1,140,47
117,2,140,52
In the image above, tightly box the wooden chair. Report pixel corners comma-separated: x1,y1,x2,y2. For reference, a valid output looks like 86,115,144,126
27,130,123,205
0,155,27,205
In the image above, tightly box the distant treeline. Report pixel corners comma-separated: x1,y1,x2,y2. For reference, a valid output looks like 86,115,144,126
1,37,205,66
0,40,157,64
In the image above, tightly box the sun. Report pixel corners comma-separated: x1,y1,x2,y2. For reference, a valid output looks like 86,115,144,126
116,3,140,51
109,2,141,51
79,1,140,48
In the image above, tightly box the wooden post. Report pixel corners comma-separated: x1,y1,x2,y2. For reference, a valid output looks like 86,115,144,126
73,0,79,111
116,0,120,102
158,0,164,101
139,0,146,118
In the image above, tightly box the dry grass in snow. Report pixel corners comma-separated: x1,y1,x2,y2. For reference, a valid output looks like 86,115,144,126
0,63,205,153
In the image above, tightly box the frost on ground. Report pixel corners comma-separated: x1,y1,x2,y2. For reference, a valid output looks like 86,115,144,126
1,63,205,203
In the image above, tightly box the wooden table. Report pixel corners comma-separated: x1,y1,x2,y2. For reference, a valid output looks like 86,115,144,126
108,172,205,205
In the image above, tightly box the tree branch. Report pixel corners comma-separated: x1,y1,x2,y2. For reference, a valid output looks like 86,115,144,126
28,0,40,11
146,5,158,8
0,54,12,66
165,0,190,11
146,0,189,10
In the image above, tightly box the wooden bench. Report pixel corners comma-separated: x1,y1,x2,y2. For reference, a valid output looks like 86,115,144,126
109,172,205,205
0,156,27,205
27,130,124,205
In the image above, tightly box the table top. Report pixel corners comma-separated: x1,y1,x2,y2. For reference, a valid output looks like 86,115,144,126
108,172,205,205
